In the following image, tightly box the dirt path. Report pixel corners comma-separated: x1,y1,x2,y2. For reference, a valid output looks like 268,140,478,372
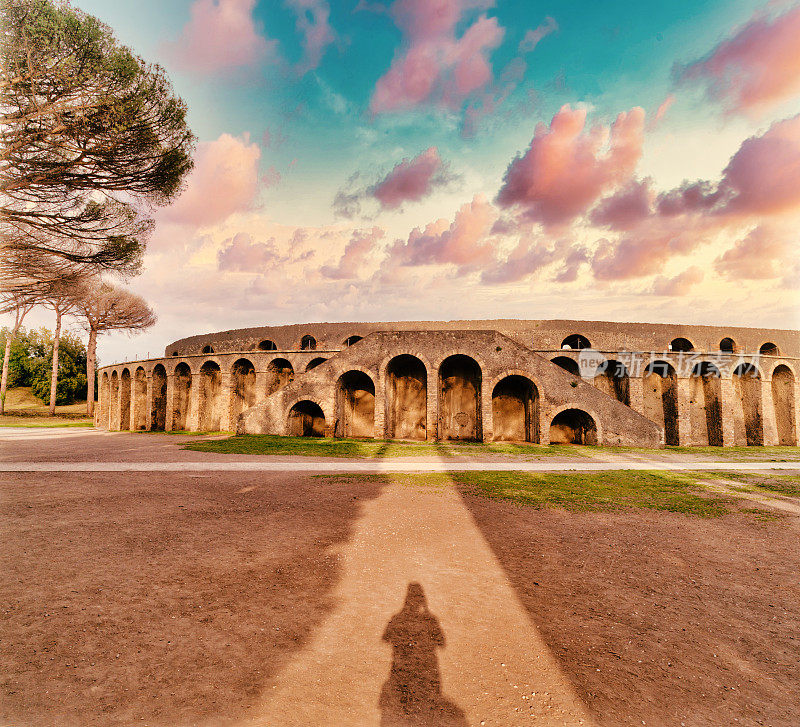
237,473,594,727
700,478,800,515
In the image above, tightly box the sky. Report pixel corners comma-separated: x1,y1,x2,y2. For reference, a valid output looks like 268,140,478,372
10,0,800,364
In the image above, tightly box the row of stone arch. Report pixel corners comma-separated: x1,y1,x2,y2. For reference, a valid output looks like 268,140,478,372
560,333,782,355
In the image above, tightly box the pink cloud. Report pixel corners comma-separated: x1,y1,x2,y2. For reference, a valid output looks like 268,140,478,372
647,94,675,130
370,0,504,114
496,104,646,226
217,233,285,272
651,267,704,296
288,0,336,75
321,227,384,279
371,147,448,209
167,0,275,74
518,16,558,53
161,133,261,227
590,178,654,230
676,4,800,116
714,225,791,279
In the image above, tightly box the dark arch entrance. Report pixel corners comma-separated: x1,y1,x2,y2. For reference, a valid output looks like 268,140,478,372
644,361,678,445
492,376,539,442
133,367,147,431
733,363,763,446
151,364,167,431
772,365,797,446
306,357,327,371
551,356,580,376
198,361,222,431
172,363,192,431
230,358,256,426
690,362,722,446
561,334,591,350
336,371,375,438
549,409,597,445
267,358,294,395
439,355,482,441
386,355,427,440
288,400,325,437
119,369,131,430
594,360,630,405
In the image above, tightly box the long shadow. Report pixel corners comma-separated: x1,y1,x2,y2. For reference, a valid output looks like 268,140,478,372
379,582,467,727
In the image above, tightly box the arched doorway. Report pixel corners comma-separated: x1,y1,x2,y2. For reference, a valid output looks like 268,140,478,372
100,372,109,428
644,361,679,445
772,365,797,446
266,358,294,395
549,409,597,445
669,337,693,352
198,361,222,431
288,400,325,437
439,355,482,441
594,360,630,405
733,363,763,446
172,363,192,431
300,335,317,350
492,375,539,442
306,357,327,371
151,364,167,431
386,354,427,440
689,362,722,446
561,334,591,350
119,369,131,430
133,367,147,431
551,356,580,376
230,358,256,425
336,371,375,438
110,371,119,430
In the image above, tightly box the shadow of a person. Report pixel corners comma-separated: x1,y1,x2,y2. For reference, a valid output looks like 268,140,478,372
379,582,467,727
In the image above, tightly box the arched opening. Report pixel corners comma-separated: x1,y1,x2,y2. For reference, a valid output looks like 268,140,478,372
551,356,580,376
759,342,779,356
300,335,317,351
110,371,119,430
230,358,256,426
593,360,630,405
266,358,294,395
561,334,591,350
258,339,277,351
133,367,147,431
439,354,482,441
306,357,327,371
549,409,597,445
336,371,375,438
644,361,679,446
689,362,722,446
719,337,736,353
669,337,693,352
100,372,109,428
171,351,179,357
119,369,131,430
386,354,427,440
202,345,214,354
733,363,763,446
344,335,363,347
151,364,167,431
288,400,325,437
198,361,223,431
772,365,797,446
492,375,539,442
172,363,192,431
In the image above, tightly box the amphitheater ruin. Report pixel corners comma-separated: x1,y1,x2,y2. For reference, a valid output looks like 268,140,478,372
96,320,800,447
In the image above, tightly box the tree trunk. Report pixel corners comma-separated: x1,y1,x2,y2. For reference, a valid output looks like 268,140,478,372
86,327,97,417
0,333,13,415
49,308,62,416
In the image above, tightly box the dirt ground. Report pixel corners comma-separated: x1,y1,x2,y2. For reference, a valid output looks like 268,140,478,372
1,456,799,726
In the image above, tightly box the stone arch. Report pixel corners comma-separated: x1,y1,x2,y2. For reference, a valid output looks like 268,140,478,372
288,400,325,437
385,354,427,440
669,337,693,352
594,359,630,405
336,370,375,438
561,334,591,350
551,356,580,376
258,339,277,351
343,335,363,347
300,335,317,350
759,342,779,356
306,357,327,371
100,372,110,428
132,367,147,431
733,363,763,446
644,361,679,446
549,409,597,445
151,364,167,431
172,362,192,431
110,370,120,430
491,375,539,442
119,369,131,430
198,361,223,431
267,358,294,395
202,345,214,354
771,364,796,446
689,362,723,446
230,358,256,426
439,354,482,441
719,337,736,353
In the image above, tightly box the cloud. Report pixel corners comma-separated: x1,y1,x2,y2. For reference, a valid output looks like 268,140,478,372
714,224,793,279
217,233,286,272
321,227,384,279
370,147,451,209
161,133,261,227
288,0,336,75
651,267,704,296
370,0,504,114
166,0,276,74
590,178,654,230
647,94,674,130
496,105,645,226
518,16,557,53
675,4,800,116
